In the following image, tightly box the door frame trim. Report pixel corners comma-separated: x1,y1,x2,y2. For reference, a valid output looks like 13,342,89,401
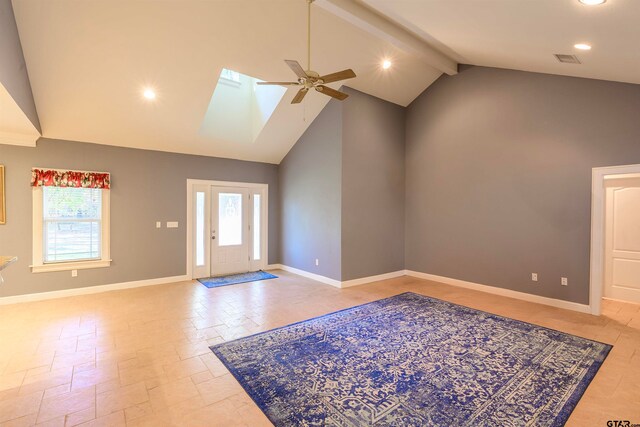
186,179,268,279
590,163,640,315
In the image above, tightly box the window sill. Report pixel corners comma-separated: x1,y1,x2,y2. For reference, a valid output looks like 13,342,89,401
30,259,112,273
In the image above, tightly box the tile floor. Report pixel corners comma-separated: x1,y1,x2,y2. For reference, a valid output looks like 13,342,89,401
0,270,639,426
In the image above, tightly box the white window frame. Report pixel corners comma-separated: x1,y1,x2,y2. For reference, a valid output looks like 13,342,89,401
31,185,111,273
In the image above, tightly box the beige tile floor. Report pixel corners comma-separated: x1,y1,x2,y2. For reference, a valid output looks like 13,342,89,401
0,270,639,426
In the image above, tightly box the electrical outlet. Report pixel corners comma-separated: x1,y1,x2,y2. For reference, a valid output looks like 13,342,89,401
156,221,161,228
315,259,319,266
71,270,78,277
561,277,568,286
531,273,538,282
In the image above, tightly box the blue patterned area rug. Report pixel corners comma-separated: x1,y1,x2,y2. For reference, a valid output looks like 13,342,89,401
198,270,277,289
211,292,611,426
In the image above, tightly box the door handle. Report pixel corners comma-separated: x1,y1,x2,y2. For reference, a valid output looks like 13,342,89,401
211,230,216,240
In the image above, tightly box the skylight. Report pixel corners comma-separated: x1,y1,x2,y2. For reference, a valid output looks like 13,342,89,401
220,69,240,83
199,68,286,144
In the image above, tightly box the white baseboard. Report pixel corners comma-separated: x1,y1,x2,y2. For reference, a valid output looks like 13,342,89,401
0,266,592,315
405,270,592,314
270,264,404,289
341,270,405,288
275,264,342,288
0,275,191,305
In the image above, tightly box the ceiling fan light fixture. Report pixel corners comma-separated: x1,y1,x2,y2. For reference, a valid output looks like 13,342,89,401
256,0,356,104
382,60,392,70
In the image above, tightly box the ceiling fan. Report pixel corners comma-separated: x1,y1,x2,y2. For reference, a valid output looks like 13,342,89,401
257,0,356,104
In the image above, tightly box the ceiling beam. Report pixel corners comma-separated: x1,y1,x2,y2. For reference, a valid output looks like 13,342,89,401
315,0,458,76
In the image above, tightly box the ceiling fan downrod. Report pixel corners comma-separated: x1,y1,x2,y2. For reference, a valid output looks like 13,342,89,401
307,0,313,73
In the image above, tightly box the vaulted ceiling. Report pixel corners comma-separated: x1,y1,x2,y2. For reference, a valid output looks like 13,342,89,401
11,0,442,164
9,0,639,164
363,0,640,86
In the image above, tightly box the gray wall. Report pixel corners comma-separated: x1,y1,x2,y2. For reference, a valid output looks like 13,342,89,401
0,0,40,133
0,138,279,297
279,88,406,282
405,65,640,304
279,99,342,281
341,87,405,280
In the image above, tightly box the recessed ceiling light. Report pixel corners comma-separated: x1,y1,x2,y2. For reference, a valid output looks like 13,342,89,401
382,60,392,70
143,88,156,100
578,0,606,5
574,43,592,50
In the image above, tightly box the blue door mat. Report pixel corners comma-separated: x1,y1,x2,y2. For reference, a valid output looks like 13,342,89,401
198,270,278,288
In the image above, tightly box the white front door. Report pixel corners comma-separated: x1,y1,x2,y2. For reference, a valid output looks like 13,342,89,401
604,176,640,304
211,187,249,276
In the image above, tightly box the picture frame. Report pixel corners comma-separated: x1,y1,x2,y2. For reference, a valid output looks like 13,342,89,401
0,165,5,224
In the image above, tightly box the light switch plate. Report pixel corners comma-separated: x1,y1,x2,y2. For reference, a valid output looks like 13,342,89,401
166,221,179,228
156,222,161,228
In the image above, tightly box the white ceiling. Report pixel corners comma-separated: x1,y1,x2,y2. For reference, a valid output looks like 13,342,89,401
11,0,442,164
363,0,640,86
12,0,639,164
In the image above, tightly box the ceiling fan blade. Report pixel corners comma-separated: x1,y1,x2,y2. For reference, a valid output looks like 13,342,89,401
319,69,356,84
316,85,349,101
291,88,309,104
256,81,300,86
285,60,308,79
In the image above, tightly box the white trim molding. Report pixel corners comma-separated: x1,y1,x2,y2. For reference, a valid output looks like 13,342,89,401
274,264,342,288
31,259,112,273
273,265,591,312
270,264,405,289
406,271,591,314
31,186,111,273
341,270,405,288
0,275,190,306
590,163,640,316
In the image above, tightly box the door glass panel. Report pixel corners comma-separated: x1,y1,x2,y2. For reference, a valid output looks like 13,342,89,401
253,194,261,260
195,192,205,266
219,193,242,246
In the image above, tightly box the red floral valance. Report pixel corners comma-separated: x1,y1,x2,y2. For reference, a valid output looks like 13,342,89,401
31,168,110,189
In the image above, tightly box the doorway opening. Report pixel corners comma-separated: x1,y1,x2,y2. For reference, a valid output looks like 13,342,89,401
590,164,640,315
187,180,268,279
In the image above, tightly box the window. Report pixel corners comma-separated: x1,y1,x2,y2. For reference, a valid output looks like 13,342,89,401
218,192,243,246
31,169,111,273
220,68,241,83
43,187,102,262
253,194,261,261
195,191,205,266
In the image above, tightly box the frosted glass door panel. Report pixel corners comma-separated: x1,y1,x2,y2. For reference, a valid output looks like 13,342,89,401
211,187,249,276
195,192,205,266
253,194,261,261
219,193,242,247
